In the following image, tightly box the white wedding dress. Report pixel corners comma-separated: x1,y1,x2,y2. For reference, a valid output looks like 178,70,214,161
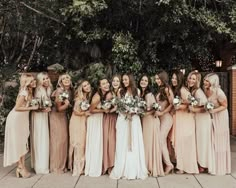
110,94,148,180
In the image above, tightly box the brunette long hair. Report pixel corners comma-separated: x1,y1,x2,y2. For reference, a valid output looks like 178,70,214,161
171,70,185,97
138,74,152,99
156,70,171,101
120,73,138,97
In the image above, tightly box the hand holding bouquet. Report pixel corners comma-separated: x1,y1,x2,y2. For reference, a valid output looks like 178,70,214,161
58,92,69,102
101,100,112,111
173,96,181,109
187,95,198,106
152,102,162,111
80,100,90,111
204,101,214,111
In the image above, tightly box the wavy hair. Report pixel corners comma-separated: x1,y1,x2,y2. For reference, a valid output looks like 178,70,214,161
120,73,138,97
156,70,171,101
74,79,92,101
35,72,53,98
170,70,185,97
187,70,201,95
203,73,220,93
138,74,152,98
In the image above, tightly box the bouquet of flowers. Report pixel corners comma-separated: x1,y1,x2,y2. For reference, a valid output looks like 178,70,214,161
187,95,199,106
111,97,118,106
29,98,39,106
173,96,181,108
41,96,52,108
204,101,214,111
152,102,162,111
80,100,90,111
101,100,112,110
58,92,69,102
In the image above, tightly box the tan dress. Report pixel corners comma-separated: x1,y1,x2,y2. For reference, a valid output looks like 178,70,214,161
194,88,215,173
207,88,231,175
4,90,30,167
68,99,87,176
156,93,173,167
142,93,164,177
102,112,117,174
175,87,199,173
49,88,70,173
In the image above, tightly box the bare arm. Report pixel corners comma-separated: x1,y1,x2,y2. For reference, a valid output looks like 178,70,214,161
90,94,107,113
15,96,38,111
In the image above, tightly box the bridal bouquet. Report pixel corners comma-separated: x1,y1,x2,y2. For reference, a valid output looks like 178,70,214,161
101,100,112,110
152,102,162,111
187,95,198,106
173,96,181,108
42,97,52,108
58,92,69,102
29,98,39,106
80,100,90,111
204,101,214,111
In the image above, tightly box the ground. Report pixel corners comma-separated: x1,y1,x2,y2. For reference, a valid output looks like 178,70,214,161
0,137,235,188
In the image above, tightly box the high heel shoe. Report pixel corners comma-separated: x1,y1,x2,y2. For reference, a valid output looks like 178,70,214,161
16,167,31,178
164,165,174,175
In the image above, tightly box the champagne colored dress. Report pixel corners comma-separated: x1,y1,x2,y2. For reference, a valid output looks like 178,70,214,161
31,89,50,174
85,103,103,177
142,93,164,177
156,93,173,167
175,87,199,174
207,88,231,175
194,88,215,173
49,88,70,173
4,90,30,167
68,99,87,176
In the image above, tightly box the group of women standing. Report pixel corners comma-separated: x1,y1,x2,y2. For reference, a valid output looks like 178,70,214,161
3,69,231,179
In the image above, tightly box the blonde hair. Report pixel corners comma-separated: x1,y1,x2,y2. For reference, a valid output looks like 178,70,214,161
56,73,72,89
19,73,35,91
203,73,220,93
187,70,201,90
74,80,91,101
35,72,53,98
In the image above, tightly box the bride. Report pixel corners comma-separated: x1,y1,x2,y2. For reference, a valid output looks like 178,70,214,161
110,73,148,180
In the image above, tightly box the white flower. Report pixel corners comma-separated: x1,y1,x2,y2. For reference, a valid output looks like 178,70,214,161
188,95,198,106
58,92,69,102
30,98,39,106
152,102,162,111
173,96,181,106
205,101,214,111
101,101,112,110
80,100,90,111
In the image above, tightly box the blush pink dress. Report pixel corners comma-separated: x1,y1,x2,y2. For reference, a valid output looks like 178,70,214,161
175,87,199,174
207,88,231,175
142,93,164,177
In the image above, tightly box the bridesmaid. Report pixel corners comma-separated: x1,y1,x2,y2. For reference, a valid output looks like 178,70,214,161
49,73,73,173
102,75,121,174
68,80,92,176
85,78,110,177
31,72,52,174
4,73,38,178
170,70,198,174
187,71,215,174
155,71,174,175
139,75,164,177
203,73,231,175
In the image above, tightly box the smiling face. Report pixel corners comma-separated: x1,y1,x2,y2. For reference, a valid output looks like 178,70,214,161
122,75,130,88
42,75,50,88
29,79,37,88
99,79,110,93
155,75,162,86
61,74,71,87
188,74,197,88
82,81,91,93
203,79,211,90
171,73,178,87
140,76,149,89
112,76,120,90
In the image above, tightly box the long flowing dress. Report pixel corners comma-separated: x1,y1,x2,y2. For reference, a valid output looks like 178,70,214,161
156,93,173,168
85,103,103,177
49,88,70,173
4,90,30,167
102,112,117,174
207,88,231,175
110,93,148,180
142,93,164,177
194,88,215,173
31,89,50,174
175,87,199,174
68,99,87,176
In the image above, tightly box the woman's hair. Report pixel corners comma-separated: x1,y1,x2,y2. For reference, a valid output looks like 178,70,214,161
35,72,53,97
96,78,110,103
56,73,73,89
120,73,138,97
74,79,92,101
187,70,201,95
138,74,152,98
19,73,35,91
156,70,171,101
171,70,185,97
203,73,220,93
111,74,121,96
